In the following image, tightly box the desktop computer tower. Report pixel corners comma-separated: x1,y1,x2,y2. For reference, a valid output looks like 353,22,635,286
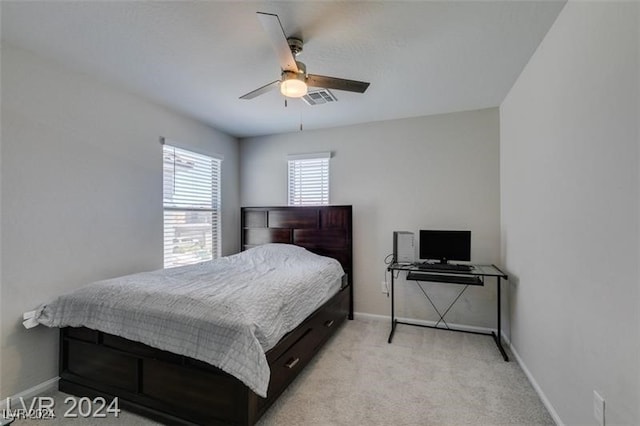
393,231,415,264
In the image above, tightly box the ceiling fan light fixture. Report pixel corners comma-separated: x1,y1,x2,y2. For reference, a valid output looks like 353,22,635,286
280,71,308,98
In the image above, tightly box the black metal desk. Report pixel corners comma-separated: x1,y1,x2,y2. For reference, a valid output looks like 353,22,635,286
387,263,509,361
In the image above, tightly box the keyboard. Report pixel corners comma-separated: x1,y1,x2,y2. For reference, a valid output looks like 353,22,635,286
415,263,472,272
406,272,482,286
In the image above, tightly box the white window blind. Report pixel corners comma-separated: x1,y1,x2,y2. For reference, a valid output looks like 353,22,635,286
163,144,221,268
288,153,330,206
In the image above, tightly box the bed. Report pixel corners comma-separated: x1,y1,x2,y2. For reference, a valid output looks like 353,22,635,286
49,205,353,425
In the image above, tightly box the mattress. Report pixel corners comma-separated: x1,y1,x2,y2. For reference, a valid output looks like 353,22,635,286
33,243,345,397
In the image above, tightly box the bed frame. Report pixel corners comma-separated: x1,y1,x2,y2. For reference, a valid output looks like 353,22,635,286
58,205,353,425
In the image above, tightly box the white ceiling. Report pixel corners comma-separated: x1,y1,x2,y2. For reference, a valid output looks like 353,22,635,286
1,1,565,138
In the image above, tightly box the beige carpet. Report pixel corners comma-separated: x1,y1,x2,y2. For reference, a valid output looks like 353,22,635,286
13,318,553,425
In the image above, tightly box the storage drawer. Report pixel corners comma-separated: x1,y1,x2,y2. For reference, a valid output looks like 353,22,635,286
261,327,316,407
313,287,350,346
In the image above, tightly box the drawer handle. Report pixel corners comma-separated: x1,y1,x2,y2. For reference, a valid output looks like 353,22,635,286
285,357,300,369
324,320,335,328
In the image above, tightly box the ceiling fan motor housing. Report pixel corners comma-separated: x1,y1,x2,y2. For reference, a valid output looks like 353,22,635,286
287,37,303,56
295,61,306,75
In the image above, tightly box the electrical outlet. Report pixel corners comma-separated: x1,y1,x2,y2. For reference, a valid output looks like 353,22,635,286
593,390,605,426
381,281,388,294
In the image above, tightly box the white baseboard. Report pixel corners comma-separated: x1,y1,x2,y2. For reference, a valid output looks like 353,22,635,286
507,342,564,426
353,311,387,321
0,377,59,412
353,311,495,334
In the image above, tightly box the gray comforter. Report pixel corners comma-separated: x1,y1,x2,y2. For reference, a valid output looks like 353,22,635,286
35,244,344,397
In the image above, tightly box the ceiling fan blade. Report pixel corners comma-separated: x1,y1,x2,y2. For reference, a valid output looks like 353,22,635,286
256,12,299,73
239,80,280,100
306,74,370,93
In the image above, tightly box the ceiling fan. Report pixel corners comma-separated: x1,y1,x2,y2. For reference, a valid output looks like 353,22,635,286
239,12,370,100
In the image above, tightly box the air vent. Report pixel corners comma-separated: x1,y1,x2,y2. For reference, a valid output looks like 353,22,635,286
302,89,338,106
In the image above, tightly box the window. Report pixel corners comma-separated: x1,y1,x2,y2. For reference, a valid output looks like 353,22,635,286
163,143,221,268
288,152,330,206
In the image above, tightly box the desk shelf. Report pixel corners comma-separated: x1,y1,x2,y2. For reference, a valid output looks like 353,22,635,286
406,272,483,286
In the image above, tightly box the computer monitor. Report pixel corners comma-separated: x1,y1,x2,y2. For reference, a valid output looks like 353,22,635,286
419,230,471,264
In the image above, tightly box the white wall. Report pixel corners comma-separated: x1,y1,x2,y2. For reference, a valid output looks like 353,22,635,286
241,109,501,328
0,44,240,398
0,35,4,397
500,2,639,425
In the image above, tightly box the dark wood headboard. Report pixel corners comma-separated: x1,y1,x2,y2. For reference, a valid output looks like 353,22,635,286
241,206,353,285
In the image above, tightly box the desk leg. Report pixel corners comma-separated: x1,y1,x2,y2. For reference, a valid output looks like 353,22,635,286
388,272,396,343
493,277,509,361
